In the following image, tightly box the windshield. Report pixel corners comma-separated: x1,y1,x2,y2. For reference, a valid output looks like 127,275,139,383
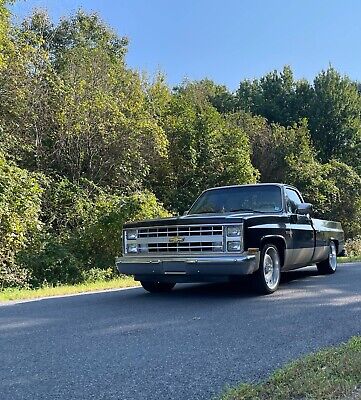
189,185,283,214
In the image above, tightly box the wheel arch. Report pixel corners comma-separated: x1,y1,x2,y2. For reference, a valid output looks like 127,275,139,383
260,235,286,267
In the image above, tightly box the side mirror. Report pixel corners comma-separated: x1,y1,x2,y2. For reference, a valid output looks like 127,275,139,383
296,203,313,215
183,210,189,216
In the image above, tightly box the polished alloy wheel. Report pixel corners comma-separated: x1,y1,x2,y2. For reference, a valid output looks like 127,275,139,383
263,246,281,290
316,240,338,275
329,241,337,271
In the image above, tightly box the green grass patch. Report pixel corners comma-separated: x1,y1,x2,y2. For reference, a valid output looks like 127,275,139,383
339,256,361,264
0,276,139,302
220,337,361,400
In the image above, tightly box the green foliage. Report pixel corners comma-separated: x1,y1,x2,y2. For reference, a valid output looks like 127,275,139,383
310,68,361,170
0,152,42,288
321,161,361,237
0,10,168,191
0,4,360,289
19,236,83,287
344,236,361,257
154,83,258,212
81,267,116,283
237,65,300,125
0,0,12,70
236,66,361,174
71,190,170,270
19,177,170,287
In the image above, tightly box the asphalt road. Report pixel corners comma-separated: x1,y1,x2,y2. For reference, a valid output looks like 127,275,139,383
1,263,360,400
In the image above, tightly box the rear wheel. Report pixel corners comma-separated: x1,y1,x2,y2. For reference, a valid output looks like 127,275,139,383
317,241,337,274
253,244,281,294
140,281,176,293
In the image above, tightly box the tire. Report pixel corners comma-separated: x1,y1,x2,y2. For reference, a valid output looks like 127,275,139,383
317,241,337,275
253,244,281,294
140,281,176,293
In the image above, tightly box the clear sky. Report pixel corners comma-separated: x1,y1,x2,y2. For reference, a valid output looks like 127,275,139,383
11,0,361,90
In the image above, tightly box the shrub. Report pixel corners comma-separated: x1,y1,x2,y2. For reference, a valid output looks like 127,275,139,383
0,153,42,288
19,236,83,287
81,267,116,283
19,176,170,286
72,190,171,269
344,236,361,257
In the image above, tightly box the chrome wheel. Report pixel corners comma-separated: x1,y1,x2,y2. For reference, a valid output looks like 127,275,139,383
329,242,337,271
263,246,281,290
316,240,337,275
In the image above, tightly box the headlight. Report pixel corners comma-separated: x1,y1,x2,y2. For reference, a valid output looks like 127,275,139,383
127,243,138,253
126,229,138,240
226,225,242,237
227,241,241,252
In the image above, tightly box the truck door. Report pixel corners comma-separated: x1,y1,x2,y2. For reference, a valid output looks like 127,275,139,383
285,187,314,267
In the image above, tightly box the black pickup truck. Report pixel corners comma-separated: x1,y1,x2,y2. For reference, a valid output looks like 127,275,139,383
116,184,344,294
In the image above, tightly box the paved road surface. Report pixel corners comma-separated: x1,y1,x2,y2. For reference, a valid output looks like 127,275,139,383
1,263,360,400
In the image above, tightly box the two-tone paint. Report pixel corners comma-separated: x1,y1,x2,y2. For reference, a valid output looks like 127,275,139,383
116,184,344,283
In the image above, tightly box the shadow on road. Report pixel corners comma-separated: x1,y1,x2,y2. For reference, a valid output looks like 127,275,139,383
131,266,321,299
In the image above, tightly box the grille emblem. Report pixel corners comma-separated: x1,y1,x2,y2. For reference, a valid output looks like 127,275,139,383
169,236,185,243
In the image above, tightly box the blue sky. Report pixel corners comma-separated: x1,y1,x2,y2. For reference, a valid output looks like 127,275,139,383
11,0,361,90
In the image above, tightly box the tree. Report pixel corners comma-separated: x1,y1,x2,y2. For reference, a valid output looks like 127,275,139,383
156,84,258,212
0,0,12,70
236,66,361,174
308,68,361,170
230,112,317,183
236,66,300,126
175,79,237,114
0,10,168,192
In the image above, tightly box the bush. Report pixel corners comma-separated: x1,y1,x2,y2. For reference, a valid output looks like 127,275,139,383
344,236,361,257
18,177,170,287
81,267,116,283
72,190,171,269
0,153,42,288
19,236,83,287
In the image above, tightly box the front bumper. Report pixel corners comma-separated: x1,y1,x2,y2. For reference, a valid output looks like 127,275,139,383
116,252,260,283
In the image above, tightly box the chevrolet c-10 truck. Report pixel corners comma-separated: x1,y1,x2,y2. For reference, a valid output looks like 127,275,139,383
116,184,344,294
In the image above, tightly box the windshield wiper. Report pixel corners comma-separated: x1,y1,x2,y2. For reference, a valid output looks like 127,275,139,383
229,208,256,213
189,210,216,214
229,208,275,213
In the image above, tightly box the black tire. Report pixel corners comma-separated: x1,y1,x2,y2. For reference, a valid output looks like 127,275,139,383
252,243,281,295
317,241,337,275
140,281,176,293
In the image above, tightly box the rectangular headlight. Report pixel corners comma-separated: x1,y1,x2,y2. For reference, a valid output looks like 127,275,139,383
226,225,242,237
126,229,138,240
227,241,241,252
127,243,138,253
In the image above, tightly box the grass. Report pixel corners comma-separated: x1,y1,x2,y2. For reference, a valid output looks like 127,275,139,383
219,337,361,400
0,276,139,302
339,256,361,264
0,257,359,302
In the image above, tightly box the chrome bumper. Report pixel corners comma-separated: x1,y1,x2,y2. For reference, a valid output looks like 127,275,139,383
116,252,260,282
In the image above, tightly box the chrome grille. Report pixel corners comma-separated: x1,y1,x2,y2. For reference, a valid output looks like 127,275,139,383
138,225,223,238
130,224,224,254
148,241,223,253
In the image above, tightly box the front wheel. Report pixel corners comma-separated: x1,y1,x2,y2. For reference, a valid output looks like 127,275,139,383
317,241,337,274
253,244,281,294
140,281,176,293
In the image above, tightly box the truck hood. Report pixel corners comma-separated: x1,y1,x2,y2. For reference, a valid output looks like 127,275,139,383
123,212,264,229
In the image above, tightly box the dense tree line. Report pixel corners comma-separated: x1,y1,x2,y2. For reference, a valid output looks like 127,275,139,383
0,3,360,288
